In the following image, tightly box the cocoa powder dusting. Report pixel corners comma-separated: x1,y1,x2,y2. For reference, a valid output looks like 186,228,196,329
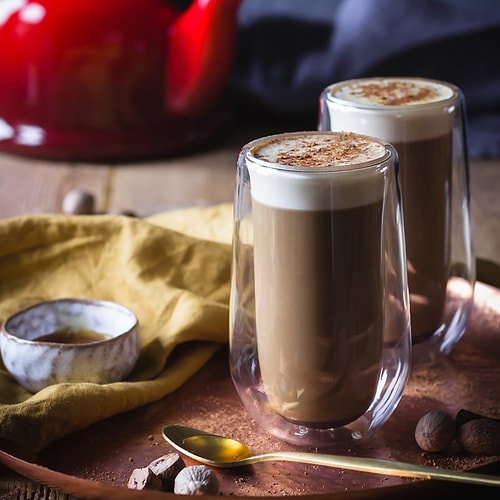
256,132,384,167
351,81,440,106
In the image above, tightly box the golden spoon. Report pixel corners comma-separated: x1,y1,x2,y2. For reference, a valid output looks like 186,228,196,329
162,425,500,488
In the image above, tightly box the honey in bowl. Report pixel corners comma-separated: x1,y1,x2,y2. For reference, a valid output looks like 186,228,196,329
34,327,112,344
1,298,140,391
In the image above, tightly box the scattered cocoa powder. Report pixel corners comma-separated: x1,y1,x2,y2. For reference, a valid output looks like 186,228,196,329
349,80,440,106
253,132,385,167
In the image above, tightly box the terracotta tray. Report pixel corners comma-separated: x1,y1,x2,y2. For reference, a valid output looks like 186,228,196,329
2,282,500,499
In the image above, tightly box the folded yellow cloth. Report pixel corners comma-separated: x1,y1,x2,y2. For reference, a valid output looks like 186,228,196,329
0,203,233,453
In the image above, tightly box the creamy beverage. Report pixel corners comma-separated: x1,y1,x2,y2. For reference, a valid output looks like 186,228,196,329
246,131,390,427
321,78,458,341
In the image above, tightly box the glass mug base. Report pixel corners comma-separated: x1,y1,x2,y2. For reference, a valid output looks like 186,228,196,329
411,276,475,367
230,345,410,448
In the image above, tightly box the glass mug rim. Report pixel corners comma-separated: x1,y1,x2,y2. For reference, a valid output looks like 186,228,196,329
323,76,461,112
243,131,393,173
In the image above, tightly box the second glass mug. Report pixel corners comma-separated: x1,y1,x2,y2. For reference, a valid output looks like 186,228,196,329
319,77,475,365
229,131,411,448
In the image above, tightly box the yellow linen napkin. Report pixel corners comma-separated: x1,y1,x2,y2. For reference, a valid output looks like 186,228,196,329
0,203,233,454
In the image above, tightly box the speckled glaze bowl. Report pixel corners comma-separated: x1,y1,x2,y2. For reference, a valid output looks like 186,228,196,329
0,298,140,392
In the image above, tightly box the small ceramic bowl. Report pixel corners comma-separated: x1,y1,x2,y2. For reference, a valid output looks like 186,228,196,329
0,298,140,392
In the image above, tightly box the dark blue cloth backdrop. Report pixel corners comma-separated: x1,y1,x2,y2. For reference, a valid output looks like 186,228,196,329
230,0,500,158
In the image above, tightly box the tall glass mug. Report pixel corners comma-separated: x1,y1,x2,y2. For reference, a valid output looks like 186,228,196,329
229,131,411,448
319,78,475,365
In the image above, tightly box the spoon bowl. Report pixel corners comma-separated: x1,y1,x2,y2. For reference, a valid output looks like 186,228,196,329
162,425,500,488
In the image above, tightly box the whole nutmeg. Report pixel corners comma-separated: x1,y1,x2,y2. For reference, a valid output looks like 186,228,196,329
174,465,219,495
457,418,500,455
62,189,95,215
415,410,455,452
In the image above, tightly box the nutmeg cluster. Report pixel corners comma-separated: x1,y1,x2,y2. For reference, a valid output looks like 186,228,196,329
127,453,219,495
415,409,500,455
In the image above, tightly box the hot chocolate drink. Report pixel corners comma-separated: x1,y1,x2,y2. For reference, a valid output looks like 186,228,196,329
321,78,458,342
246,131,390,427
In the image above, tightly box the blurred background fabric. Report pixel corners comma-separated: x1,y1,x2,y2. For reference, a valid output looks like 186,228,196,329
230,0,500,158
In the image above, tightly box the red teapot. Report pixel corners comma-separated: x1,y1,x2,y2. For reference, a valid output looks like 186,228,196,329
0,0,241,160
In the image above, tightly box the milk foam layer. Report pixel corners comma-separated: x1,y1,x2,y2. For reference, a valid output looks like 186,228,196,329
246,132,388,211
323,78,459,142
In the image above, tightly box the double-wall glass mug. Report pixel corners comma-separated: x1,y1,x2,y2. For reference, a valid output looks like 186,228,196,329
319,78,475,365
229,131,412,448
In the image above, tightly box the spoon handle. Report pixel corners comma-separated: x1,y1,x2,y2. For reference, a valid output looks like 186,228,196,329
249,451,500,487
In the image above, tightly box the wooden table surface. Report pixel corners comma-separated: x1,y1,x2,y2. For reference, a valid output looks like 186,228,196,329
0,125,499,266
0,125,499,499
